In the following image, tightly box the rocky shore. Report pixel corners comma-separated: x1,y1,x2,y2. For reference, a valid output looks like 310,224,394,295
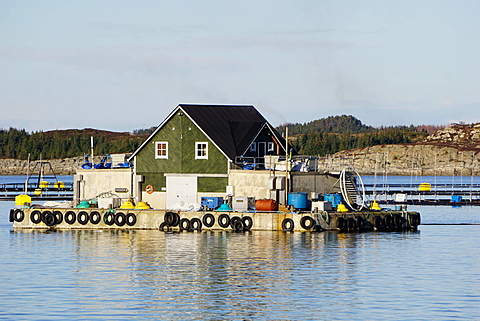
0,157,79,175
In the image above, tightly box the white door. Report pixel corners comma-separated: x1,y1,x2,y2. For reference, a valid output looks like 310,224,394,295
166,176,197,209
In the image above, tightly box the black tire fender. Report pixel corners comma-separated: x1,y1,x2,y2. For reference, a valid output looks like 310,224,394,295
126,213,137,226
115,212,126,226
202,213,215,227
65,211,76,224
242,216,253,230
31,210,42,224
78,211,89,225
336,217,346,231
346,217,357,231
179,218,190,231
282,218,294,232
232,219,245,232
44,212,56,226
159,222,171,232
218,214,230,228
104,212,115,225
90,211,101,224
300,216,315,230
190,217,202,231
52,211,63,225
13,209,25,222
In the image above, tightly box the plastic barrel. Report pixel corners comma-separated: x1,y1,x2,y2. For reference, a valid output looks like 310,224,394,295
288,192,308,209
255,199,278,211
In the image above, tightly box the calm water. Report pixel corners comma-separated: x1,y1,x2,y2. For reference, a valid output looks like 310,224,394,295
1,176,480,320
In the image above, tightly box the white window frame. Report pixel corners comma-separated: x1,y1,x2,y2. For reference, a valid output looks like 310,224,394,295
155,141,168,159
268,142,275,152
195,142,208,159
250,142,257,152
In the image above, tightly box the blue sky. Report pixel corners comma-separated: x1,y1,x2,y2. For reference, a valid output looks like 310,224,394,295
1,0,479,132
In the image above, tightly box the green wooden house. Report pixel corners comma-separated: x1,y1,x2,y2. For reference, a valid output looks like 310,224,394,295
128,104,286,208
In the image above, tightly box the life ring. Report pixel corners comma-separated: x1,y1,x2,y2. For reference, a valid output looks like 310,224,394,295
126,213,137,226
281,218,294,232
202,213,215,227
190,218,202,231
31,210,42,224
13,209,25,222
115,212,126,226
145,185,154,194
65,211,76,224
104,212,115,225
78,211,89,225
242,216,253,231
179,218,191,231
218,214,230,228
90,211,101,224
300,216,315,230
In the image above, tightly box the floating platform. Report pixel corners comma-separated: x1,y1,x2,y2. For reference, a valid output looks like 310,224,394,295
9,207,421,232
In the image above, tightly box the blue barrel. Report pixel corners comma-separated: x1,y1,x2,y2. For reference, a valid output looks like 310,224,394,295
288,192,308,209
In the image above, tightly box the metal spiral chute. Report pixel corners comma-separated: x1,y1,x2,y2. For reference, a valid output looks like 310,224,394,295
339,167,369,211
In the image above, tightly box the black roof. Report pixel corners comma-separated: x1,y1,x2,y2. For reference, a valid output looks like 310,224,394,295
129,104,286,161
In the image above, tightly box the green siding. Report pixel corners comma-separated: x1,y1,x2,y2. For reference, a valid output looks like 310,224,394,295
135,111,229,191
198,177,228,193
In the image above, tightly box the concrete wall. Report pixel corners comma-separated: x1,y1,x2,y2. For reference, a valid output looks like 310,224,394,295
291,173,339,196
228,170,274,199
75,169,133,203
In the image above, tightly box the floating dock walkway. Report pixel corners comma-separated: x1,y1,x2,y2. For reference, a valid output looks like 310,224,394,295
10,207,421,233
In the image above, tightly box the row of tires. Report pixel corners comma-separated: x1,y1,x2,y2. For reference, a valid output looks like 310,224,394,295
281,213,421,232
160,212,254,232
10,209,137,227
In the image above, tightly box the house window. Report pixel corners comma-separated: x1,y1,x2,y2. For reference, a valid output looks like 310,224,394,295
155,142,168,159
250,142,256,152
195,142,208,159
268,142,275,152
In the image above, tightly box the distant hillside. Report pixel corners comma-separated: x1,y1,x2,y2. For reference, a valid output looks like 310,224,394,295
277,115,436,156
0,128,147,160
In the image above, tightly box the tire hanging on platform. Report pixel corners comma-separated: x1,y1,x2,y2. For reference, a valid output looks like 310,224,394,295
126,213,137,226
65,211,76,224
90,211,101,225
31,210,42,224
159,222,171,232
179,218,191,231
202,213,215,227
13,209,25,222
190,218,202,231
52,211,63,225
43,212,56,226
218,214,230,228
336,217,346,231
242,216,253,231
104,212,115,225
282,218,294,232
373,215,383,230
232,219,245,232
393,214,402,229
230,216,241,228
115,212,126,226
300,216,315,230
384,214,393,230
78,211,89,225
42,211,53,224
346,217,357,231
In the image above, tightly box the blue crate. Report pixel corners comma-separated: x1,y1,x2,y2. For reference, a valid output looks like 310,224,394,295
323,193,342,208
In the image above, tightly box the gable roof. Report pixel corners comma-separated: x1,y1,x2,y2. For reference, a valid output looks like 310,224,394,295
129,104,286,161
